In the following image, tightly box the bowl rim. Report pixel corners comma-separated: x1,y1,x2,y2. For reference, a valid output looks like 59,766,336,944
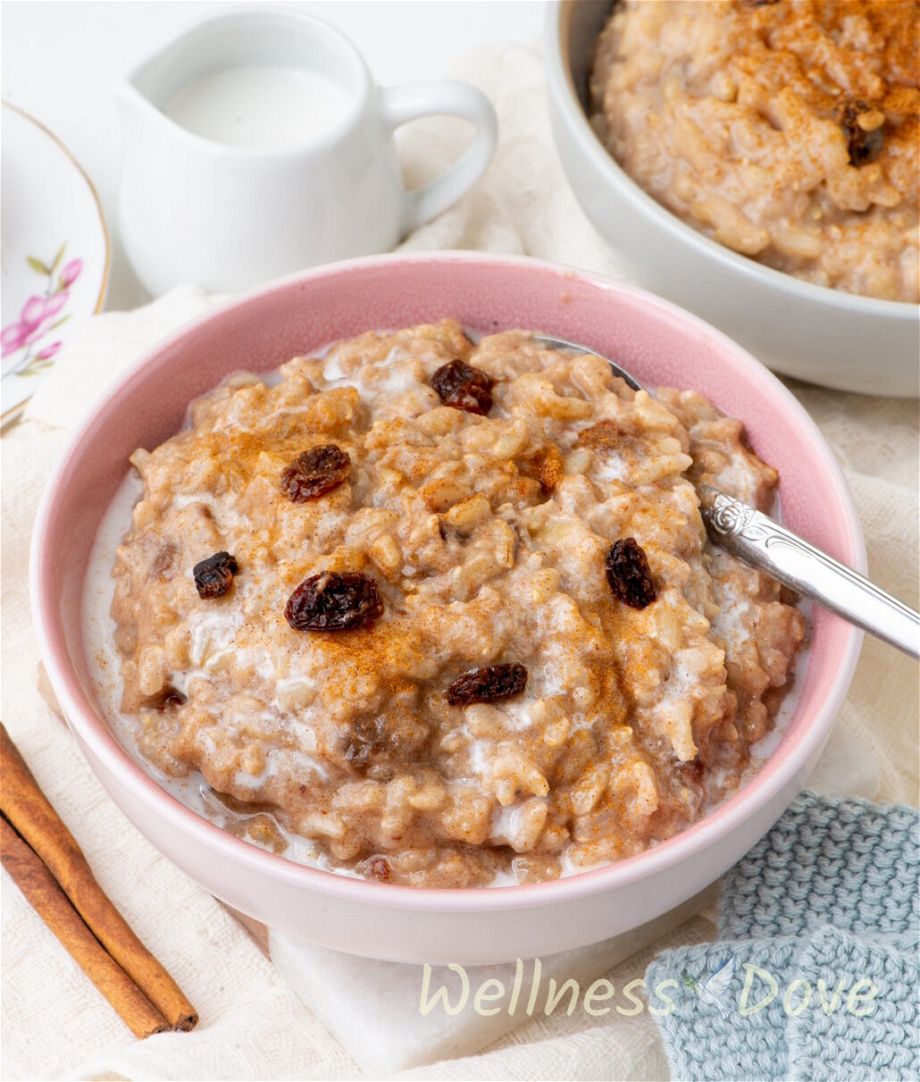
543,0,916,320
31,249,865,913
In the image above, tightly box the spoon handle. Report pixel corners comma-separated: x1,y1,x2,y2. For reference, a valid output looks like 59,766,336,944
699,488,920,659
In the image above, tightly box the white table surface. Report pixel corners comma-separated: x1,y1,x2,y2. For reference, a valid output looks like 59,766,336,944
2,0,544,310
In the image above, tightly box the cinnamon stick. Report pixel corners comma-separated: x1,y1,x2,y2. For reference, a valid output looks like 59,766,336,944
1,817,169,1038
0,724,197,1031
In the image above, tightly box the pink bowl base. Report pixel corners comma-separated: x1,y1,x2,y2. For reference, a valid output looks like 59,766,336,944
31,253,863,964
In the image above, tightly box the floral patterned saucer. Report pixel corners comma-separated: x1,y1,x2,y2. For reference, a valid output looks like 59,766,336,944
1,102,110,429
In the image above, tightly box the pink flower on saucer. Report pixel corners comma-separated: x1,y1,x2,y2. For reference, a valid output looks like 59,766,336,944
59,259,83,288
1,323,27,357
36,340,62,361
1,291,69,358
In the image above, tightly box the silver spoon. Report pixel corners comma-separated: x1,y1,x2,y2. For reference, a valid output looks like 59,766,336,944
532,334,920,659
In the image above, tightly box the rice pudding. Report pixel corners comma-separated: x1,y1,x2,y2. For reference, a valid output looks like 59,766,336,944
88,321,805,888
590,0,919,302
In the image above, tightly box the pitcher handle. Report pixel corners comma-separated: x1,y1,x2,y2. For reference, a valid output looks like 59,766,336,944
380,82,497,235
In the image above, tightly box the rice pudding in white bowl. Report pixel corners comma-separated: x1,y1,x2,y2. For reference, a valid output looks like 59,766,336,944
32,253,863,963
546,0,919,396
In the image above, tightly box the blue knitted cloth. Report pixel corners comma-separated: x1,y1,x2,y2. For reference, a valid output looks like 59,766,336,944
646,793,920,1082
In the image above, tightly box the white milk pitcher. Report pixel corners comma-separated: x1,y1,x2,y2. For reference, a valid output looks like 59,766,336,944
116,9,498,294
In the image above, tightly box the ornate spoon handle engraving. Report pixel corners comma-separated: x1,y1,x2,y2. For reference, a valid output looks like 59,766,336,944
699,488,920,659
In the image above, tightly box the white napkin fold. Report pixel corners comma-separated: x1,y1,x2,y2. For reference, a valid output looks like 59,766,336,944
2,43,917,1082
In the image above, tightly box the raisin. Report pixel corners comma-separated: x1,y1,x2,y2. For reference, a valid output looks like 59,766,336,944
841,101,884,166
680,758,705,784
284,571,383,631
431,359,494,415
144,685,187,710
368,858,391,882
342,716,390,768
605,538,657,609
193,551,238,599
280,444,351,502
446,663,528,706
741,0,779,7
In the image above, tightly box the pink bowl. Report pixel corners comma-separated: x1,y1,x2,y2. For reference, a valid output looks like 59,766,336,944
31,253,863,964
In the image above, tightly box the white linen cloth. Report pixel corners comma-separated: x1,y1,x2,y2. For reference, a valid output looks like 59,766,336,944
2,44,917,1081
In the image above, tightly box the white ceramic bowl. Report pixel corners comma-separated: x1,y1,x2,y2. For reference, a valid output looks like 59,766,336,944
545,0,919,397
32,253,863,965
